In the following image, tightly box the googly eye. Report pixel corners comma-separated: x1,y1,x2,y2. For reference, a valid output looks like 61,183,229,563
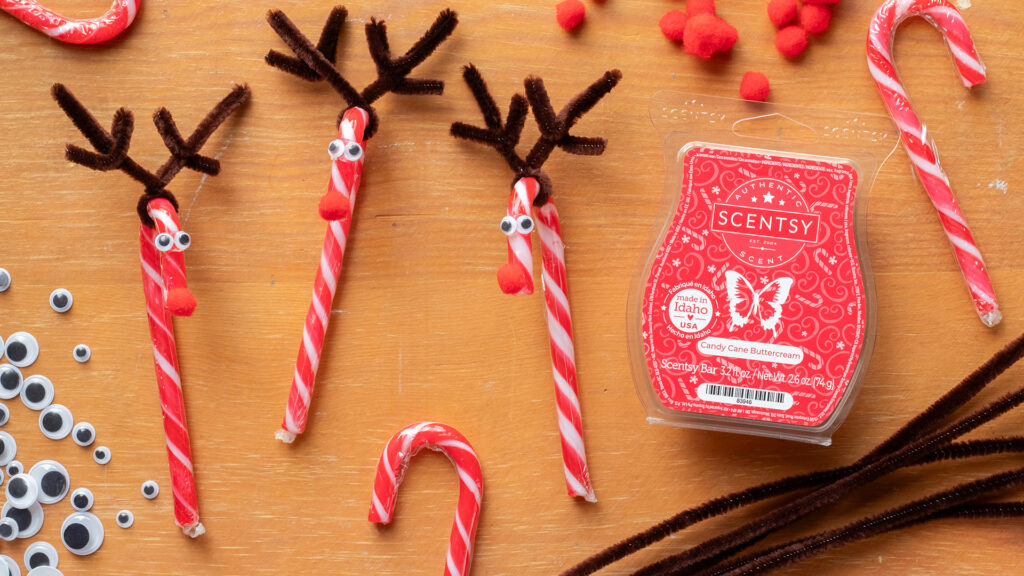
516,215,535,234
343,142,363,161
2,501,43,538
72,345,90,364
61,512,103,557
24,542,57,570
500,216,516,235
0,269,9,293
115,510,133,529
21,376,53,411
25,568,59,576
38,406,73,441
0,433,17,466
70,488,93,512
4,333,39,368
0,518,16,542
328,139,344,159
141,480,159,500
6,461,22,477
92,447,110,465
29,461,69,505
49,289,73,313
0,404,9,427
154,233,174,252
72,423,95,447
0,555,18,576
174,231,191,251
6,474,39,509
0,365,23,400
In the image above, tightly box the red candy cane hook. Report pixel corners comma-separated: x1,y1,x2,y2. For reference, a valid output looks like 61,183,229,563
370,422,483,576
868,0,1001,327
1,0,140,44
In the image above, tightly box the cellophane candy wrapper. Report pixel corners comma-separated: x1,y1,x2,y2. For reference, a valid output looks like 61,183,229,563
629,93,899,445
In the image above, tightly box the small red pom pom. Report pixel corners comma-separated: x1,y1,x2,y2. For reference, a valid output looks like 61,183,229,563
775,25,808,58
800,4,832,34
686,0,716,17
556,0,585,31
766,0,798,28
803,0,840,4
683,13,737,59
659,10,688,42
740,72,771,101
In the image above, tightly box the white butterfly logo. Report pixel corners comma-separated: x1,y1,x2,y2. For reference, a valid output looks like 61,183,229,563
724,271,794,337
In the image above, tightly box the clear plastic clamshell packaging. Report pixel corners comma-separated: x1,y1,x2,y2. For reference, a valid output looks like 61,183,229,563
629,93,899,445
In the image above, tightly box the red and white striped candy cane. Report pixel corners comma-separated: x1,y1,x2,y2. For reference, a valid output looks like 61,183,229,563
868,0,1001,327
1,0,139,44
369,422,482,576
140,198,203,537
277,107,369,443
496,177,540,295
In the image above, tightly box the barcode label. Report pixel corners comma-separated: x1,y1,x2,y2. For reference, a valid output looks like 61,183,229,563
697,383,794,410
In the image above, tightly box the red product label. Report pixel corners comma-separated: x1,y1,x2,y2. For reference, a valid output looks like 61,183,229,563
641,145,866,427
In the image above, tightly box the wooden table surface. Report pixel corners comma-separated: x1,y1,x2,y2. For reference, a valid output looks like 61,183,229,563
1,0,1023,574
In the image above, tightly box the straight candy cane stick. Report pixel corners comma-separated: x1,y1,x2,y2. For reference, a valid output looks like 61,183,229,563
867,0,1000,327
1,0,139,44
536,200,595,502
370,422,483,576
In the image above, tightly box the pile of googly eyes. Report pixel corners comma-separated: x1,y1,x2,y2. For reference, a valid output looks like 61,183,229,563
0,279,160,575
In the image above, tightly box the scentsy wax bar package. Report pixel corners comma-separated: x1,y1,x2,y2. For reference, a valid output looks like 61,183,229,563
629,93,898,445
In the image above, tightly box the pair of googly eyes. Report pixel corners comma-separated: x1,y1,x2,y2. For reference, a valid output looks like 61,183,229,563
0,369,49,409
1,333,39,368
2,500,44,539
499,215,535,236
154,231,191,253
328,139,364,161
7,462,70,508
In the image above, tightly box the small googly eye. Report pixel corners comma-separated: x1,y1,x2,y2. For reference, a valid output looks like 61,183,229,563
115,510,134,529
38,405,73,441
4,333,39,368
328,139,344,159
72,423,95,447
0,518,16,542
343,142,364,161
92,447,110,465
71,488,94,512
0,269,9,293
0,432,17,466
516,215,535,234
24,542,58,570
0,365,23,399
49,289,73,313
61,512,104,556
2,501,43,538
141,480,159,500
154,233,174,252
6,461,21,477
21,376,54,411
500,216,516,235
30,461,69,505
72,345,91,363
6,474,39,509
0,404,8,427
0,555,17,576
174,231,191,251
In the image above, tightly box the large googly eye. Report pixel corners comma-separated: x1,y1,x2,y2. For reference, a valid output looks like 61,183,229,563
72,345,90,364
21,376,54,411
154,233,174,252
0,269,10,293
0,404,9,427
38,405,73,441
70,488,94,512
6,474,39,509
343,142,363,161
61,512,104,557
174,231,191,251
141,481,159,500
500,216,516,236
30,461,69,505
328,139,344,159
0,365,23,399
2,501,43,538
4,333,39,368
24,542,58,570
6,461,21,477
516,215,535,234
49,289,73,313
0,519,16,542
72,423,95,447
115,510,134,529
92,447,110,466
0,432,17,466
0,555,17,576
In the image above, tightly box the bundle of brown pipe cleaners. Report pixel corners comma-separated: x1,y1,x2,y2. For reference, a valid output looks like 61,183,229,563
564,332,1024,575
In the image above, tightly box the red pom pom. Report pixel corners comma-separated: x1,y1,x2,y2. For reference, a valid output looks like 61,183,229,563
740,72,771,101
803,0,840,4
766,0,798,28
556,0,585,31
659,10,688,41
686,0,716,17
775,25,808,58
166,288,197,317
683,14,738,59
800,4,832,34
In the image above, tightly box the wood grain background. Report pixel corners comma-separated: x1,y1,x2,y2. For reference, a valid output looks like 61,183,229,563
1,0,1022,574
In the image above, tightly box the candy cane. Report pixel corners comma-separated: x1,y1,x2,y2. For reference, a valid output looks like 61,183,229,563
140,198,203,538
277,107,368,443
1,0,139,44
369,422,482,576
535,201,595,502
868,0,1001,327
496,177,540,296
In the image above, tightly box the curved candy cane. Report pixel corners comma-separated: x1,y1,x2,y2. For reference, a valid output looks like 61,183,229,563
277,106,368,443
1,0,140,44
370,422,482,576
140,198,203,537
868,0,1001,327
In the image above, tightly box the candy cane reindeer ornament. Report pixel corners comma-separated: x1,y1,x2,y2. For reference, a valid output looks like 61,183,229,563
52,83,250,536
2,0,140,44
451,66,621,502
265,6,458,442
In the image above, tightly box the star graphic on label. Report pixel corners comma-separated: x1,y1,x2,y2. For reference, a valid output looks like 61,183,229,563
801,330,808,337
760,276,770,285
702,230,709,236
707,264,717,273
750,195,758,203
837,341,846,350
762,191,775,204
690,375,698,384
661,305,667,311
829,256,837,265
712,186,720,194
672,258,681,267
778,199,786,206
681,235,691,243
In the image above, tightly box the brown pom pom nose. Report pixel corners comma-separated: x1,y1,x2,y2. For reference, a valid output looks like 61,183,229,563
318,190,351,221
497,263,533,295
